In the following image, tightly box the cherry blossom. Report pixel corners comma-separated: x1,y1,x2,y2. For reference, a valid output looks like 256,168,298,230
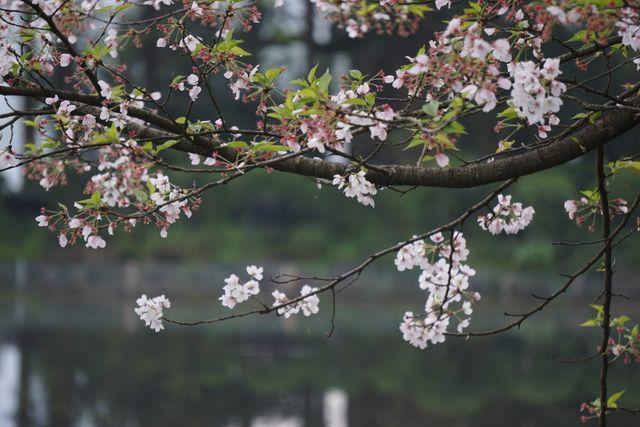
219,267,264,309
477,195,535,235
509,60,566,126
332,170,378,207
271,285,320,318
617,8,640,52
0,0,637,400
35,215,48,227
135,294,171,332
395,232,478,348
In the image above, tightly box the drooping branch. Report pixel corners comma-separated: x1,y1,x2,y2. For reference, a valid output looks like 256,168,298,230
450,192,640,339
163,178,515,326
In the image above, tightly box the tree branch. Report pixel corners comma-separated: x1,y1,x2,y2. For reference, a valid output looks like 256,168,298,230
1,85,639,189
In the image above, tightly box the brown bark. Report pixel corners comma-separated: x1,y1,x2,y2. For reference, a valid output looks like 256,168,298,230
1,85,639,188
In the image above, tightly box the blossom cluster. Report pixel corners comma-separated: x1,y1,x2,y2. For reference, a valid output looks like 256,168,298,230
148,172,194,238
508,59,565,128
135,294,171,332
272,285,320,318
477,194,535,235
0,148,17,170
219,265,264,309
274,72,397,157
332,170,378,207
617,7,640,70
395,232,479,349
564,194,629,231
32,166,200,250
617,8,640,52
36,211,107,249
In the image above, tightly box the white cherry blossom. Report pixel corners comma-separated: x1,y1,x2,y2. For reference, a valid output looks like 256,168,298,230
135,294,171,332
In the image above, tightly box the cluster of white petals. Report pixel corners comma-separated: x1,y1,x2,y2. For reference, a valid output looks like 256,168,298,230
332,170,378,207
395,232,478,349
149,172,192,238
135,294,171,332
56,217,108,249
143,0,174,10
175,73,202,102
0,149,17,169
219,265,263,309
477,194,535,235
272,285,320,318
0,36,15,84
617,8,640,52
509,59,566,125
394,238,428,272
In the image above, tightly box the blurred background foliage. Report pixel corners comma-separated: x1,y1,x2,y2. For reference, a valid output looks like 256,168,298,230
0,0,639,277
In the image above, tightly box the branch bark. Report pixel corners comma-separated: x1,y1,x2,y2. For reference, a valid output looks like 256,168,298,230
1,85,639,189
597,146,613,427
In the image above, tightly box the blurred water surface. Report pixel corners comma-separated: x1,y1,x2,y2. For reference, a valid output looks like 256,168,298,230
1,263,640,427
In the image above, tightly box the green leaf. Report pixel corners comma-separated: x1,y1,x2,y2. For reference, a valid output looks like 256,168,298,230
316,68,332,93
114,3,132,13
225,141,249,149
252,143,287,152
307,64,318,83
349,69,363,80
290,79,308,88
588,111,602,124
142,142,155,153
572,112,590,120
170,75,185,86
76,191,102,209
607,390,625,409
579,319,600,327
404,135,426,150
298,88,318,100
497,106,519,120
265,67,284,81
156,139,179,153
614,315,631,327
133,189,148,203
422,101,440,117
342,98,367,106
609,160,640,174
230,46,251,57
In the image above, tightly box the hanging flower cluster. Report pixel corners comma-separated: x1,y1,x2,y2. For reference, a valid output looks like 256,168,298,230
332,170,378,207
564,192,629,231
135,294,171,332
219,265,264,309
395,232,479,349
617,8,640,52
477,194,535,235
0,149,17,169
508,59,565,128
272,285,321,318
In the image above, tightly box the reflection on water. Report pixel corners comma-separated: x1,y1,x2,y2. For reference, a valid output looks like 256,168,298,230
323,389,347,427
0,345,19,425
1,318,640,427
1,279,640,426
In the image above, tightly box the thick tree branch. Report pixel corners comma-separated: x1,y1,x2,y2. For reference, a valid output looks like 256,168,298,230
1,85,639,188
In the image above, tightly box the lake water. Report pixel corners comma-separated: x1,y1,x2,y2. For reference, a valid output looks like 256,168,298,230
1,266,639,427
